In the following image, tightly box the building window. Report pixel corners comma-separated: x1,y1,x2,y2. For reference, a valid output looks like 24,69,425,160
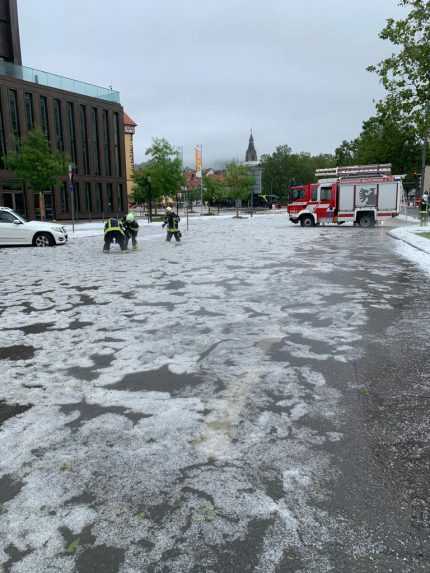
95,183,103,214
60,182,69,212
107,183,113,212
85,182,92,215
53,99,64,151
8,89,20,151
113,112,122,177
102,110,112,176
91,108,101,176
24,93,34,131
117,183,124,212
40,96,49,139
0,101,6,168
80,105,90,175
67,102,77,166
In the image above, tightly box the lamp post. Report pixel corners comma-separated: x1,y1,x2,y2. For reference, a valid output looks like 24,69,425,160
420,102,430,199
147,175,152,223
68,162,75,233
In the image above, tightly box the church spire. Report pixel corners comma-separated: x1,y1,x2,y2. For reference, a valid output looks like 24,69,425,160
245,130,258,162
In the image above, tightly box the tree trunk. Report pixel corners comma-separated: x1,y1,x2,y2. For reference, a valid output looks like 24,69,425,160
148,192,153,223
39,192,46,221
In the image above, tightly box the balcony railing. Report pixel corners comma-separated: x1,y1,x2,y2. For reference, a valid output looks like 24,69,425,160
0,61,120,103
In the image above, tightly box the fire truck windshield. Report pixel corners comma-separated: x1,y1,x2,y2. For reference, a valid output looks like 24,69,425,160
290,188,304,201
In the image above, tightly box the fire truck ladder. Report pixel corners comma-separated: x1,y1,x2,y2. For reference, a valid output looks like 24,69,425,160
315,164,392,179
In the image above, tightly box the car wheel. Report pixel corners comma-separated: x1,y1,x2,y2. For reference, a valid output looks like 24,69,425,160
33,232,54,247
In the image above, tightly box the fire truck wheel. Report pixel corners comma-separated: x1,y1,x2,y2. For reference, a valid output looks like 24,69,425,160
358,214,375,228
300,215,315,227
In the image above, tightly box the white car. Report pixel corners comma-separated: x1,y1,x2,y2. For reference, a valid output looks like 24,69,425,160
0,207,68,247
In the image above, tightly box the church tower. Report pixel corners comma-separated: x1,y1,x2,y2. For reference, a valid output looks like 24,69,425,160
245,130,258,163
0,0,22,64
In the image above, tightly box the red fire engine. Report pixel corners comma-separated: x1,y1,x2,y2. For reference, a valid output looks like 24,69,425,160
288,164,403,228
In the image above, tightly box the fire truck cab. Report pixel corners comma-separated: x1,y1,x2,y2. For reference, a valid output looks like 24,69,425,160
288,164,403,228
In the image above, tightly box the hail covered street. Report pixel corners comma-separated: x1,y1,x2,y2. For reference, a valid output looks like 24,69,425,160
1,215,430,573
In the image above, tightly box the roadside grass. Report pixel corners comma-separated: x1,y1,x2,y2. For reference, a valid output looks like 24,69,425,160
416,232,430,240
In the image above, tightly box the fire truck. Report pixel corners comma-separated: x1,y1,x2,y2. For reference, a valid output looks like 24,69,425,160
288,164,403,228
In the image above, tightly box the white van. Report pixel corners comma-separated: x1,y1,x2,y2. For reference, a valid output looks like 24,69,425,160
0,207,68,247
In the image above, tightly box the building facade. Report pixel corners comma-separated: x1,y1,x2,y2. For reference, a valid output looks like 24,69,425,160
0,0,128,221
124,112,137,201
0,0,21,64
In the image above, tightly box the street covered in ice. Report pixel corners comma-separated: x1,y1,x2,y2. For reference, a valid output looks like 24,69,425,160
1,215,430,572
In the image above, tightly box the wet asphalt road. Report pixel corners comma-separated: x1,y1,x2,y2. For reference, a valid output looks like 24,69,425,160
1,216,430,573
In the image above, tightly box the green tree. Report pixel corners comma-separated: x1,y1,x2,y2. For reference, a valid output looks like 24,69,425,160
4,129,68,218
261,146,335,199
144,138,184,203
132,167,154,218
203,175,224,213
224,163,254,217
335,103,421,179
368,0,430,163
335,140,358,166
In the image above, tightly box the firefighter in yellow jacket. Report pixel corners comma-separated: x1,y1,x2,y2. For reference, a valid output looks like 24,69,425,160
162,207,181,242
103,217,127,252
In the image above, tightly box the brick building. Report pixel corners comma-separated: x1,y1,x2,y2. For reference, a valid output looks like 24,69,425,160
0,0,128,221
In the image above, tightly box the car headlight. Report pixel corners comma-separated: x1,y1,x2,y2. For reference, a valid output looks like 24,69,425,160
52,226,65,233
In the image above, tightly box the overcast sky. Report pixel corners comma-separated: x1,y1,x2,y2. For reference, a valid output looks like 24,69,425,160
18,0,405,167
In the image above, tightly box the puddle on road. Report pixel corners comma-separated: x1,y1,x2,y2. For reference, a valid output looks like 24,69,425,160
162,280,187,291
190,307,225,318
58,320,94,332
0,401,31,426
60,525,96,555
61,401,151,430
76,544,125,573
0,346,35,361
135,301,182,312
3,544,33,572
0,475,24,504
3,322,55,335
107,365,205,395
65,353,115,381
67,286,100,293
66,491,97,507
210,517,275,572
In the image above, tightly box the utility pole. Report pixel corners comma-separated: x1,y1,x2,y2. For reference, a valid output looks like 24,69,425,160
420,102,430,198
147,175,152,223
200,144,204,215
68,163,75,234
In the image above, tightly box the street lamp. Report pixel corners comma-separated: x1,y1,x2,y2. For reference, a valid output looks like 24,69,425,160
68,162,76,233
146,175,153,223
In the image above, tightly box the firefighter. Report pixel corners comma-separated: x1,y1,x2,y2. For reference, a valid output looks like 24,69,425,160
103,217,127,252
122,212,140,250
162,207,181,242
326,205,334,225
420,198,428,226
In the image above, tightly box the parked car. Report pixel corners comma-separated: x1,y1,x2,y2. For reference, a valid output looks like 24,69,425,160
0,207,68,247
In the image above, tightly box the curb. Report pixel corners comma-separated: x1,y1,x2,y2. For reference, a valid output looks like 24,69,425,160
388,230,430,255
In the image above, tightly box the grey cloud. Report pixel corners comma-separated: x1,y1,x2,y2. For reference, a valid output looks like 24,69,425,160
19,0,405,166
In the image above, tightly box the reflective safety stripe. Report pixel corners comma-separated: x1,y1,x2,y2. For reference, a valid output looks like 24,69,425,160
168,228,178,233
105,226,124,235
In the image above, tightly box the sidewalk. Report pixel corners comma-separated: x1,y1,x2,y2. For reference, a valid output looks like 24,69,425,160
389,224,430,274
